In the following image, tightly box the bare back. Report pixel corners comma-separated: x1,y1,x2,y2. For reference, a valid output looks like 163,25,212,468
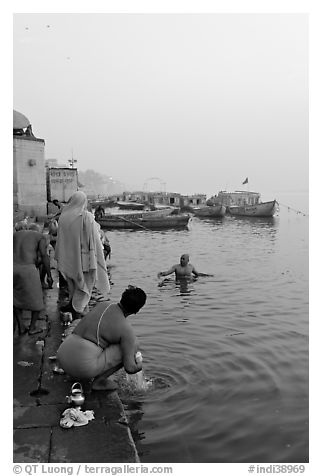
73,302,138,373
73,302,136,349
13,230,47,266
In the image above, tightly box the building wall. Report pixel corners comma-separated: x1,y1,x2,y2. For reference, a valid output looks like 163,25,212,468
13,136,47,216
216,191,260,206
181,194,207,206
47,167,78,202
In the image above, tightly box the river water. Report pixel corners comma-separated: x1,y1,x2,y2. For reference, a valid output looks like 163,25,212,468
102,192,309,463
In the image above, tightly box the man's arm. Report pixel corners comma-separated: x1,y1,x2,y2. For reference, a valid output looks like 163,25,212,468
190,265,199,277
193,267,214,277
120,329,142,374
38,236,53,288
157,265,177,278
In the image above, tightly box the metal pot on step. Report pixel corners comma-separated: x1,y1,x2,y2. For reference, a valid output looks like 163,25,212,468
66,382,85,409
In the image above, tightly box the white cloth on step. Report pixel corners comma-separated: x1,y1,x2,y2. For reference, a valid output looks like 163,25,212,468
60,407,95,428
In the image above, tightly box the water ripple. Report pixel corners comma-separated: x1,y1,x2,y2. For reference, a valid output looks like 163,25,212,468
106,205,308,462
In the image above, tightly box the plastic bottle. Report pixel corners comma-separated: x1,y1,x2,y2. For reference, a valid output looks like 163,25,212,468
126,351,146,390
134,351,146,389
135,351,143,364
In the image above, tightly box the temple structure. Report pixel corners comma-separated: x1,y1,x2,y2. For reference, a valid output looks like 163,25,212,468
13,110,47,217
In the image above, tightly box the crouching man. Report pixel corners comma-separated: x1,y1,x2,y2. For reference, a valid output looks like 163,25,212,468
57,286,146,390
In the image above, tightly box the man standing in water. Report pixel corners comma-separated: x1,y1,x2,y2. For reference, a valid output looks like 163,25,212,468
158,253,212,280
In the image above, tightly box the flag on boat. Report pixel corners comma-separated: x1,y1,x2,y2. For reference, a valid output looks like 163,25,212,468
242,177,248,185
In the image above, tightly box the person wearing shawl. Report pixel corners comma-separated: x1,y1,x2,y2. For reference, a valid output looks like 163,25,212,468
55,191,110,318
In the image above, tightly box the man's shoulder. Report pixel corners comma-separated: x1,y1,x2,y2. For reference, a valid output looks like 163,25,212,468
104,312,134,342
26,229,42,236
14,230,36,242
119,319,135,338
26,232,47,250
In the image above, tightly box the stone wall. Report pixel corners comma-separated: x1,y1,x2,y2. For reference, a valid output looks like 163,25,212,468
13,136,47,217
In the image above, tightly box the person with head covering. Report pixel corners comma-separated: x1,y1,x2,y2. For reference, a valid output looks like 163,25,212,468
55,191,110,318
57,286,147,390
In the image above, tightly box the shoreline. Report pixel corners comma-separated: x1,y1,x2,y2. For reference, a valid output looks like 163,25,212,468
13,267,139,463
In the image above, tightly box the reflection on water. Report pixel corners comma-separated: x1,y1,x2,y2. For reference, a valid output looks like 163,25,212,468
104,201,308,463
232,216,279,239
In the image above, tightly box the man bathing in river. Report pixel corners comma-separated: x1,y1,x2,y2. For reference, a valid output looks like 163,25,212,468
13,227,53,335
158,253,213,280
57,286,146,390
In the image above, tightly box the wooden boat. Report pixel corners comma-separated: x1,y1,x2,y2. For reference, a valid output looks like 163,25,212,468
100,207,173,220
97,213,191,230
143,207,174,218
192,205,226,217
228,200,277,217
89,199,117,208
210,191,278,217
116,201,145,210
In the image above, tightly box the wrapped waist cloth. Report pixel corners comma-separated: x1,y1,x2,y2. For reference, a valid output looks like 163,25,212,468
57,334,122,379
13,263,44,311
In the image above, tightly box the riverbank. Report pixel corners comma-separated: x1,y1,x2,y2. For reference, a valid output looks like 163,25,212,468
13,268,140,463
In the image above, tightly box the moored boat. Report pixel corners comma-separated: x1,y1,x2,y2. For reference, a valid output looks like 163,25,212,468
193,204,226,218
211,191,278,217
142,207,174,218
116,201,146,210
228,200,277,217
99,207,174,220
89,199,118,208
97,213,191,230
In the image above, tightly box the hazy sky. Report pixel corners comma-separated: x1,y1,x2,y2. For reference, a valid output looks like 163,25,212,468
13,13,308,198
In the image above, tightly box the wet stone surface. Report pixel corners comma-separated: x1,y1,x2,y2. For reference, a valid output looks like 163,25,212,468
13,269,138,463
